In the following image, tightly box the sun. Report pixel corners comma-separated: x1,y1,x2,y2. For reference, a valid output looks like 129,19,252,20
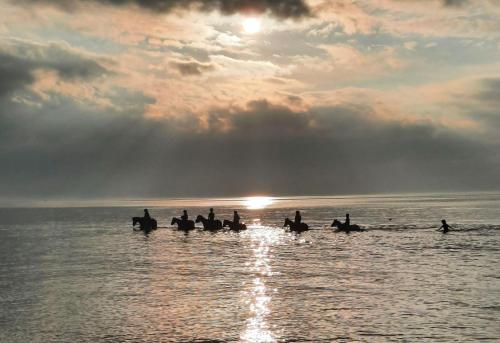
244,196,274,209
242,17,262,34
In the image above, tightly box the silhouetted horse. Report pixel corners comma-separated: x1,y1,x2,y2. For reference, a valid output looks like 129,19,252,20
132,217,158,232
223,220,247,231
171,217,195,231
331,219,365,232
196,215,223,231
284,218,309,233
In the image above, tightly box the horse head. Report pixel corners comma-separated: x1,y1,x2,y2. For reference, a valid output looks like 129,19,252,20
133,217,140,226
284,218,292,227
331,219,341,227
195,215,204,223
171,217,178,225
223,219,231,227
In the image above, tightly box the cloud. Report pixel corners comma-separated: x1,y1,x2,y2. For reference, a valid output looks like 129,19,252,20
0,41,109,96
402,76,500,142
443,0,468,6
287,44,407,87
170,60,216,76
1,88,499,198
0,53,35,96
451,77,500,132
404,41,418,50
387,0,470,7
475,78,500,105
16,0,311,18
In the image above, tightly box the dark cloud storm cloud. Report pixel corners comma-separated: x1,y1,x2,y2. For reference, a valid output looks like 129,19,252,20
17,0,311,18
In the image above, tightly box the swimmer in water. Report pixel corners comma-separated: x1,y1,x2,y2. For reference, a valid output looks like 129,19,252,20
438,219,453,233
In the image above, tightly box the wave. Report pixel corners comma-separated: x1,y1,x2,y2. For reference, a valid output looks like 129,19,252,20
364,224,500,232
245,223,500,232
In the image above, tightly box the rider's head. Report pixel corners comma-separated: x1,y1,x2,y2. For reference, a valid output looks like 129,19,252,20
442,219,446,224
210,208,214,212
183,210,187,214
296,211,300,214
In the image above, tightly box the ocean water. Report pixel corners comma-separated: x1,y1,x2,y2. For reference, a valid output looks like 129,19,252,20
0,193,499,342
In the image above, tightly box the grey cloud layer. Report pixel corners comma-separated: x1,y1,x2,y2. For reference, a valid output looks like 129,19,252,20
1,87,499,198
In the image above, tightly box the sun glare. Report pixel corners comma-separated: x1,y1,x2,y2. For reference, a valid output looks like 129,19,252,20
243,18,262,34
245,196,274,209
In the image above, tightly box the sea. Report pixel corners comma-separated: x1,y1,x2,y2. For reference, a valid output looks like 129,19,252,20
0,192,499,342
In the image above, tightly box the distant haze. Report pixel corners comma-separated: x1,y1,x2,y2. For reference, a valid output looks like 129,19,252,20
1,0,499,198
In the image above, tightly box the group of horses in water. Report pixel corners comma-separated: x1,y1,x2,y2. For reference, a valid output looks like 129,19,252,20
172,216,248,232
132,211,365,234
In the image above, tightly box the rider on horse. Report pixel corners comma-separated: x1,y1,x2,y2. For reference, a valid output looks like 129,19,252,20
295,211,302,224
181,210,188,222
233,211,240,225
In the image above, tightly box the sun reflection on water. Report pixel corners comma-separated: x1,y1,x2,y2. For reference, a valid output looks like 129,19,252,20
244,197,275,210
241,224,282,343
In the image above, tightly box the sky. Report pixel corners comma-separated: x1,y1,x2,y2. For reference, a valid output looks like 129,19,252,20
0,0,499,199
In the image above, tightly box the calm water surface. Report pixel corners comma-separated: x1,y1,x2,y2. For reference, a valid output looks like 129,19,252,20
1,193,499,342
